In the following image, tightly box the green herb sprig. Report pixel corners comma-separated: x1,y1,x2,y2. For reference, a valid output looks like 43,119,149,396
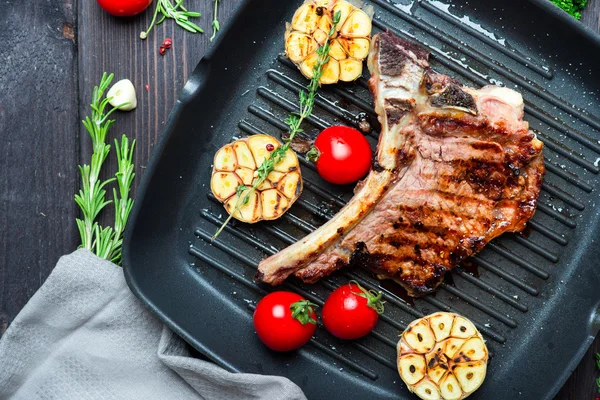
140,0,203,39
212,10,342,240
75,73,136,265
210,0,221,42
550,0,588,19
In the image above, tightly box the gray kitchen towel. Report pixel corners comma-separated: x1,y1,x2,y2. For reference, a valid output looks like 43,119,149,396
0,249,307,400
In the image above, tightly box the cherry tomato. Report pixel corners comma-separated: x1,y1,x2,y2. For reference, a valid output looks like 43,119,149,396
253,291,317,351
313,126,372,184
322,281,384,340
96,0,152,17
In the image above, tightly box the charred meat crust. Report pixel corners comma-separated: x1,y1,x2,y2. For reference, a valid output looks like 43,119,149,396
377,31,429,76
425,71,462,93
429,84,478,114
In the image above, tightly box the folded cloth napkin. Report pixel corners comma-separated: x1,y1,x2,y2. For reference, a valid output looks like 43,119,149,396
0,249,307,400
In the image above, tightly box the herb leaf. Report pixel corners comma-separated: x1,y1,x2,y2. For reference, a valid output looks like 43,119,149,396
141,0,203,39
210,0,221,42
550,0,588,19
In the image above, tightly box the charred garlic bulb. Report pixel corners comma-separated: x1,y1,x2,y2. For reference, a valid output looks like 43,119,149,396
397,312,489,400
210,134,303,223
285,0,373,84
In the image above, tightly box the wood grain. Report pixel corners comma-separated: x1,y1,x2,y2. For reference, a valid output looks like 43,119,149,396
0,0,79,330
77,0,240,222
582,0,600,31
0,0,598,397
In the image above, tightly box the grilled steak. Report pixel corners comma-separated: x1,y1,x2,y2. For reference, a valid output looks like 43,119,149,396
256,31,544,296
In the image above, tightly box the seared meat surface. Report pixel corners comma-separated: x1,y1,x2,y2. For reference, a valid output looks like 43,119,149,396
256,31,544,296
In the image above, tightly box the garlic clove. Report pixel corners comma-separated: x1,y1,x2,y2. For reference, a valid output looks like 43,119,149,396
107,79,137,111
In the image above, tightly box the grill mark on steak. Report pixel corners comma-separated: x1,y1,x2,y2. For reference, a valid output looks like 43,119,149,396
256,31,544,296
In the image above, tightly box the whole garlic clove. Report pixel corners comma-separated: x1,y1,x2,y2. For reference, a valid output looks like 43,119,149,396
107,79,137,111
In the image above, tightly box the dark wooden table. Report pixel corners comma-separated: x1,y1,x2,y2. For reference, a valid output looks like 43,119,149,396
0,0,598,398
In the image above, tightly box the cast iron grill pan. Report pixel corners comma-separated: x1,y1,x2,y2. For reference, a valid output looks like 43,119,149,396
123,0,600,398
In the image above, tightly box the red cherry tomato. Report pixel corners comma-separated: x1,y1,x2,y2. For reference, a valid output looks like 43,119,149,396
322,281,384,340
253,291,317,351
313,126,372,184
96,0,152,17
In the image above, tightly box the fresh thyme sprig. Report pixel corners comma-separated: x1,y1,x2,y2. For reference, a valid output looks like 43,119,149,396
75,73,136,265
210,0,221,42
140,0,203,39
212,10,342,240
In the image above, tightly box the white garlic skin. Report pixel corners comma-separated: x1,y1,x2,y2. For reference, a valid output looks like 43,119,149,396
107,79,137,111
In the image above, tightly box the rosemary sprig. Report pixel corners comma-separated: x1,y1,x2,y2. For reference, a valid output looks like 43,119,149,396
107,136,136,263
212,10,342,240
92,136,136,263
75,73,120,250
140,0,203,39
210,0,221,42
75,73,136,265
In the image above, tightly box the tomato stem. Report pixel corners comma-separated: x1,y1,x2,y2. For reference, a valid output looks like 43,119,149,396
349,280,385,315
306,145,320,162
290,300,318,325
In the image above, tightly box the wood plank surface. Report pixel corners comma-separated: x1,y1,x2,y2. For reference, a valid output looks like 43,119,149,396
0,0,79,332
0,0,598,398
77,0,240,219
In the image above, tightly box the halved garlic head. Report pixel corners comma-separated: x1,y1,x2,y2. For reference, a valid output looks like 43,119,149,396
397,312,489,400
285,0,373,84
210,134,303,223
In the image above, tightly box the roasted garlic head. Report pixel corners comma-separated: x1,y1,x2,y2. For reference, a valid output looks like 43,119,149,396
211,134,303,223
285,0,373,84
397,312,489,400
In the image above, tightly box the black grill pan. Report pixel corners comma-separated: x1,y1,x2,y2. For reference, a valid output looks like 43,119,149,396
123,0,600,398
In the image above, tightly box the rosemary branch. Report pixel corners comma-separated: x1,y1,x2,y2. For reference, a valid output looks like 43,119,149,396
75,73,118,250
75,73,136,265
212,10,342,240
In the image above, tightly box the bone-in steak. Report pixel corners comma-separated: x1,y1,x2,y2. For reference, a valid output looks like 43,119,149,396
256,31,544,296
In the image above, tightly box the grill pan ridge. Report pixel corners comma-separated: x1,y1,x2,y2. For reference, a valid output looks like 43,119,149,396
123,0,600,399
